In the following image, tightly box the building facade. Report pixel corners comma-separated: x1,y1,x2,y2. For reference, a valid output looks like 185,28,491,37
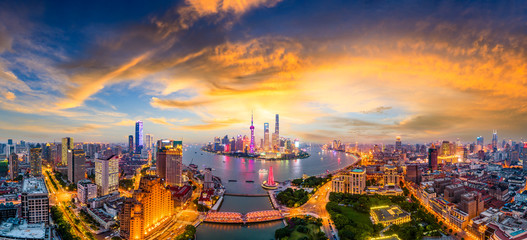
21,178,49,224
95,155,119,196
331,169,366,194
68,149,86,184
29,148,42,177
77,180,98,204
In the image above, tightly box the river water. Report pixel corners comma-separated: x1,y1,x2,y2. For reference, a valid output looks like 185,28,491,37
182,144,357,240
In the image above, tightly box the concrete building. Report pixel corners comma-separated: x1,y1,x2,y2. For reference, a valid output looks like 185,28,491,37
444,184,465,203
8,153,18,180
95,155,119,196
331,169,366,194
68,149,86,184
203,168,214,190
459,191,485,220
0,218,50,240
29,148,42,177
21,178,49,224
120,176,174,240
383,165,399,186
405,164,421,184
166,146,183,187
77,180,97,204
0,203,18,222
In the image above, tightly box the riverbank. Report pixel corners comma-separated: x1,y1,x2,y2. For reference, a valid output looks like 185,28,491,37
201,148,310,160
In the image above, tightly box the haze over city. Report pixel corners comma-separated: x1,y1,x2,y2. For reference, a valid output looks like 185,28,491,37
1,0,526,143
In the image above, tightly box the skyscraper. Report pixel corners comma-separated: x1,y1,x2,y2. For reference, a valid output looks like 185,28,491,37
135,120,143,154
249,113,255,154
29,148,42,177
166,142,183,187
476,136,484,146
145,134,154,150
8,153,18,180
273,114,279,149
395,136,402,152
128,135,134,153
95,155,119,196
68,149,86,184
492,130,498,151
61,137,73,165
264,123,270,151
120,176,174,240
428,144,438,171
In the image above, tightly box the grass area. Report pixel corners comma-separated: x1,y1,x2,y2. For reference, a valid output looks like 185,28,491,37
275,216,326,240
337,206,371,226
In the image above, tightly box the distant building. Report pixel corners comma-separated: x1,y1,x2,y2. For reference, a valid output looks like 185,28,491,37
95,155,119,196
77,180,97,204
405,164,421,184
428,144,438,171
29,148,42,177
264,123,270,151
68,149,86,184
459,191,484,220
383,165,399,186
128,135,134,153
135,121,143,154
61,137,73,166
21,178,49,224
203,168,214,190
8,153,18,180
166,144,183,187
332,169,366,194
395,136,402,152
120,176,174,240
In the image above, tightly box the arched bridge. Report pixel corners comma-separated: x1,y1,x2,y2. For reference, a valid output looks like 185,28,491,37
203,210,283,224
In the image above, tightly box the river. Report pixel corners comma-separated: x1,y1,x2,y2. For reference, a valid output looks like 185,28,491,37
182,144,357,240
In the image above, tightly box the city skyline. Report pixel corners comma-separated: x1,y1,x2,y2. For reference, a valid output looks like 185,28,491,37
1,1,527,143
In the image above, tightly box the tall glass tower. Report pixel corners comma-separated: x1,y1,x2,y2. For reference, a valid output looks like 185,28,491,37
250,113,255,154
135,121,143,154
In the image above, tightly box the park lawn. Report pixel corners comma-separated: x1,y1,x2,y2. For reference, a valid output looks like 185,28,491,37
337,206,372,226
289,224,321,240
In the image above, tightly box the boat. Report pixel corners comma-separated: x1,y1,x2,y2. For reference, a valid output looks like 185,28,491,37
228,180,237,182
245,180,254,183
258,169,268,174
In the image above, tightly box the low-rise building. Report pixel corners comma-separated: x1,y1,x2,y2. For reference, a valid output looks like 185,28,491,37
77,180,97,204
331,169,366,194
370,205,411,226
0,218,50,240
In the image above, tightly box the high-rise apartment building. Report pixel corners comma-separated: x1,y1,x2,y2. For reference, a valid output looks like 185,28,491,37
95,155,119,196
68,149,86,184
128,135,134,153
21,178,49,224
331,169,366,194
264,123,270,151
166,144,183,187
135,121,143,154
203,168,214,190
492,130,498,152
61,137,73,165
144,134,154,150
8,153,18,180
476,136,484,147
29,148,42,177
120,176,174,240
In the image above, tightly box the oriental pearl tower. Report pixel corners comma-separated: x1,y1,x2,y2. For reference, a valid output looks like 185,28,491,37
250,112,255,154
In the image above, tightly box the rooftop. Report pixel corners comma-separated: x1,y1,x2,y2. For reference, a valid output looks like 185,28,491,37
0,218,47,239
22,178,47,195
371,205,410,222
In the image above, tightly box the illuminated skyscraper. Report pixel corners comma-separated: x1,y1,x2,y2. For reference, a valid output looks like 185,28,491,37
264,123,270,151
135,120,143,154
249,113,255,153
120,176,174,240
492,130,498,151
273,114,279,149
61,137,73,165
68,149,85,184
128,135,134,153
95,155,119,196
29,148,42,177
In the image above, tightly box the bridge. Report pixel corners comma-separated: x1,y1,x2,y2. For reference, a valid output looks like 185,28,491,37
203,210,283,224
224,193,268,197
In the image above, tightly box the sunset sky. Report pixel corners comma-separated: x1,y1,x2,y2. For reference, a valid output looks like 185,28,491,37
1,0,526,144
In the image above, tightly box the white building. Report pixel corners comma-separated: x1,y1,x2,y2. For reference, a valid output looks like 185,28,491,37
95,155,119,196
0,219,50,240
21,178,49,224
77,180,97,204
